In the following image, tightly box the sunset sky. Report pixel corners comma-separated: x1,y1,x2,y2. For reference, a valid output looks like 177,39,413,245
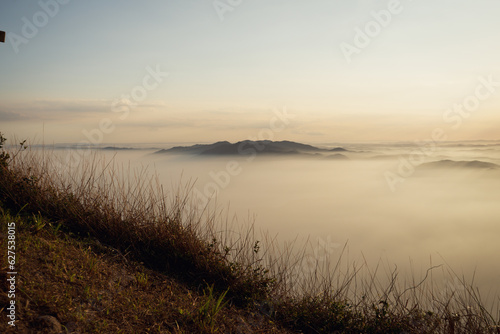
1,0,500,144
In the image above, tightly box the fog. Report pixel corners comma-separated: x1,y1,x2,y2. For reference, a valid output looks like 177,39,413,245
50,141,500,306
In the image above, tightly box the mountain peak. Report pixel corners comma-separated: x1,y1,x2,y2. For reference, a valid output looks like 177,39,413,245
155,140,328,156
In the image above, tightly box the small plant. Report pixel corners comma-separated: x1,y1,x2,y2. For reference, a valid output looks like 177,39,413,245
0,132,9,169
32,213,46,232
69,273,77,283
86,256,98,273
0,133,27,169
136,272,149,287
198,284,229,332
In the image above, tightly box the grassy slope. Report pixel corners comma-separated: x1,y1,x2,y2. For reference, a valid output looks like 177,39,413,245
0,210,288,333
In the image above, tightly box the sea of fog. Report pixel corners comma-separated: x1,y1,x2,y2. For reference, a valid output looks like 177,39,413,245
48,141,500,307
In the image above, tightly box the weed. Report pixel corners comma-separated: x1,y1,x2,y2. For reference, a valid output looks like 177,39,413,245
198,284,229,332
136,272,149,287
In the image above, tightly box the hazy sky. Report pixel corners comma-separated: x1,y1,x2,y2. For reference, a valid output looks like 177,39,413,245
1,0,500,144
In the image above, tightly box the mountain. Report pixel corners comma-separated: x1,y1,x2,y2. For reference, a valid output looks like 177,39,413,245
324,153,349,160
156,141,232,155
419,160,500,170
155,140,333,156
330,147,349,152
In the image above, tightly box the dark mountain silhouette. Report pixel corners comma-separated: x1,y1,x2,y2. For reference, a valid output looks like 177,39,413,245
324,153,349,160
419,160,500,170
330,147,348,152
155,140,335,156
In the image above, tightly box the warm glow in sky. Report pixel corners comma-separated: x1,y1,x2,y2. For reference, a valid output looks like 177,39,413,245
1,0,500,144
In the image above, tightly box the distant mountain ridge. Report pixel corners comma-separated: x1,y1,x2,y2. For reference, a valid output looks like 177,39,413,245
419,160,500,170
155,140,348,157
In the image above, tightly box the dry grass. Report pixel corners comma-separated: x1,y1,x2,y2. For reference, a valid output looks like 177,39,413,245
1,134,499,333
0,211,290,333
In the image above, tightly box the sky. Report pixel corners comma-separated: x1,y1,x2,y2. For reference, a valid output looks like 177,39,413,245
1,0,500,144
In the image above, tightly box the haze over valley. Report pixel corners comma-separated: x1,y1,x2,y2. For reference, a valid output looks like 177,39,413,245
41,139,500,309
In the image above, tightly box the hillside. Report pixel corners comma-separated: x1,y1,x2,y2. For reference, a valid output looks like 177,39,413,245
0,210,287,333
